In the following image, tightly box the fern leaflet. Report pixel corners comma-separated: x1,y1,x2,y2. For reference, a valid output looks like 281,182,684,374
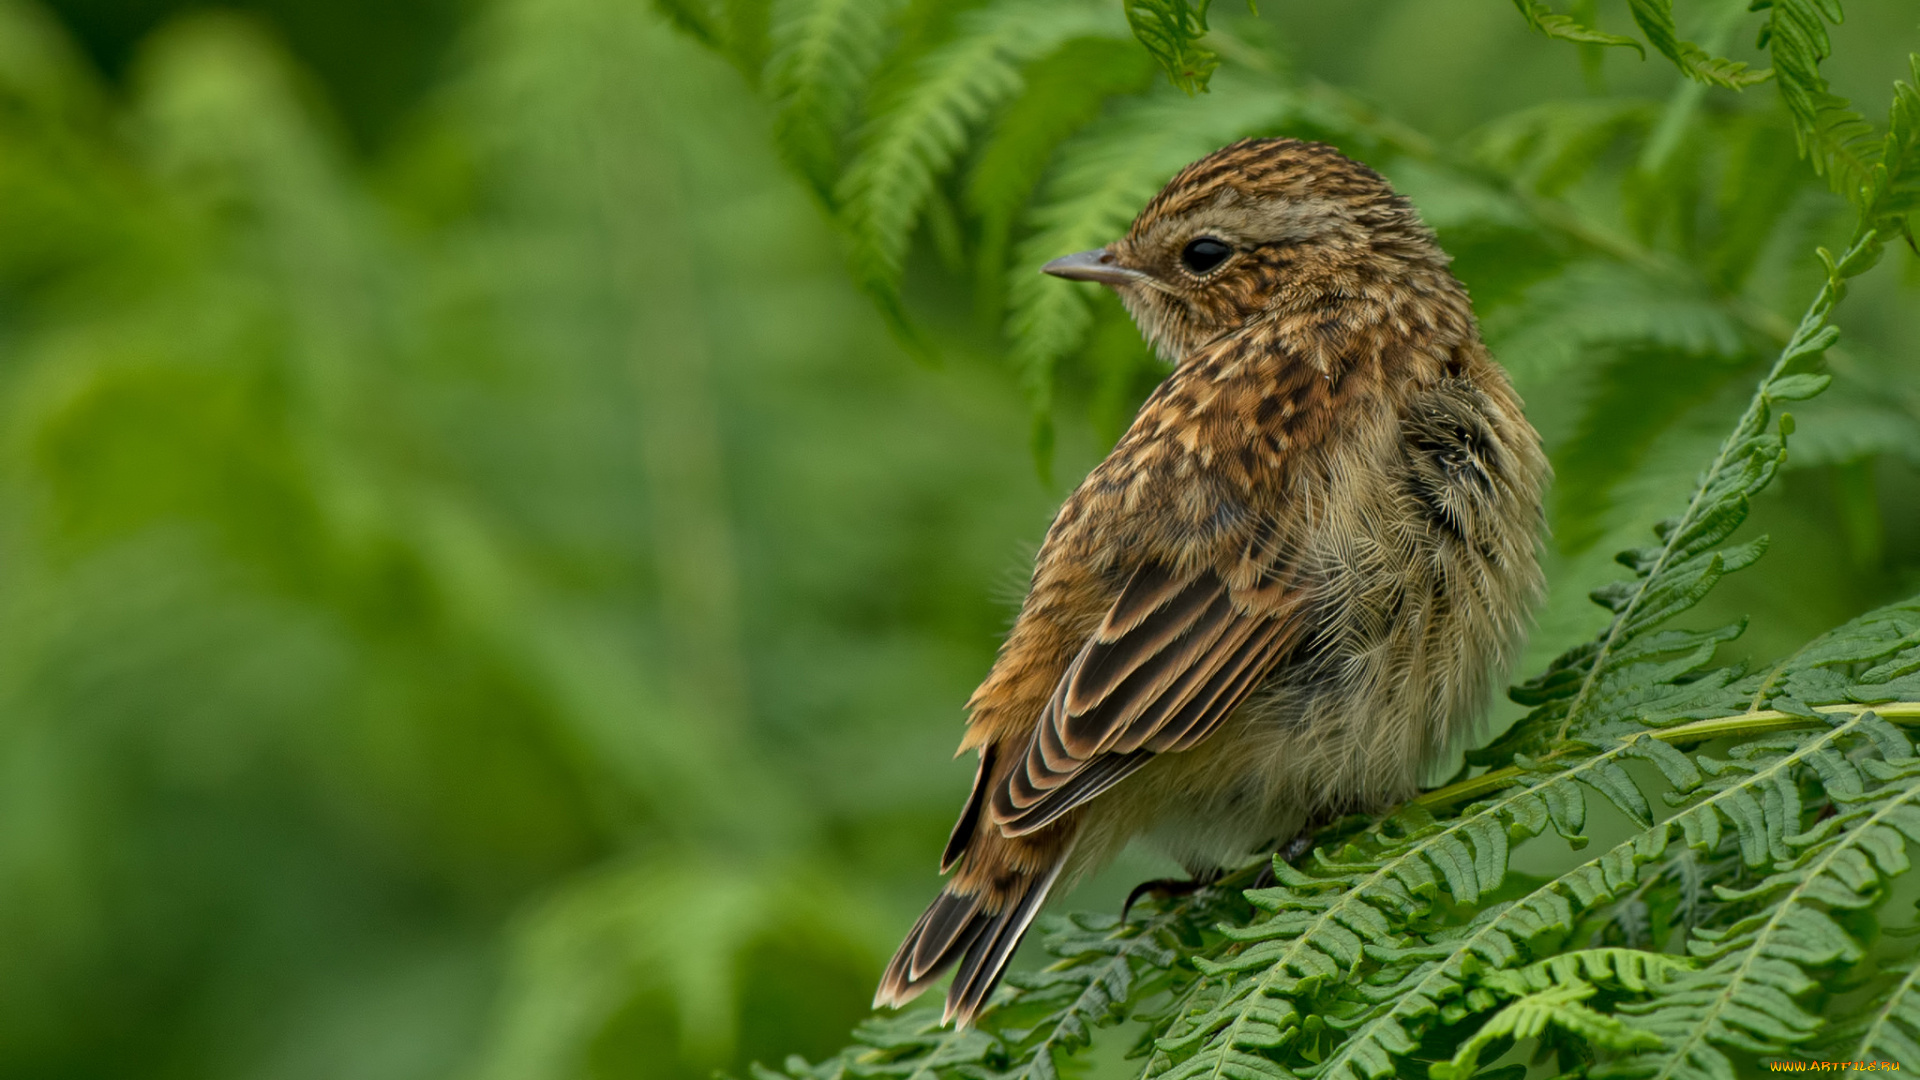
766,0,903,198
1124,0,1216,95
1510,0,1645,57
1604,723,1920,1078
837,0,1118,307
1759,0,1878,195
1625,0,1770,90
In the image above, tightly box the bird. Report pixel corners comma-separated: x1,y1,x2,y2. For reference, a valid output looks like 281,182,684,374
873,137,1548,1026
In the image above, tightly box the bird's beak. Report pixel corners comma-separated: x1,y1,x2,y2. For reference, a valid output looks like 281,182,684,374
1041,248,1147,286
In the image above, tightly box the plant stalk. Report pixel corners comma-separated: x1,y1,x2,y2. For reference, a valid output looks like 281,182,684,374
1414,701,1920,811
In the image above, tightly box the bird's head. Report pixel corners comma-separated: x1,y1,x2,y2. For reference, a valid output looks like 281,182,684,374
1043,138,1445,364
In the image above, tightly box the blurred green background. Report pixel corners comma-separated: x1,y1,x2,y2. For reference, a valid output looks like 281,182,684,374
0,0,1914,1077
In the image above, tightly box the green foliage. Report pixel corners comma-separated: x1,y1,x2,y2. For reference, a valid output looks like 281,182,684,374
754,883,1254,1079
837,0,1116,312
1759,0,1879,194
685,2,1920,1078
1492,229,1873,758
1429,950,1684,1080
3,0,1920,1078
1624,0,1768,91
1124,0,1217,95
1833,954,1920,1066
767,0,905,195
1510,0,1645,58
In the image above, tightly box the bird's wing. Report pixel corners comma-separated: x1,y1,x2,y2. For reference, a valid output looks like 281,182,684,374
988,556,1304,837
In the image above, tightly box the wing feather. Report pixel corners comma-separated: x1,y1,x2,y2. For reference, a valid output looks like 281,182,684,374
1144,617,1290,751
940,743,997,872
1061,588,1238,753
1104,614,1263,754
990,557,1301,836
1063,578,1226,722
996,750,1152,836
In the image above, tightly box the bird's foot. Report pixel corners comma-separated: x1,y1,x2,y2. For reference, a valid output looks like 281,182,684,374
1279,832,1316,865
1121,870,1222,920
1249,831,1318,889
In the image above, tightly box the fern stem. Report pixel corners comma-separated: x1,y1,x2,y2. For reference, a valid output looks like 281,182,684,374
1415,701,1920,812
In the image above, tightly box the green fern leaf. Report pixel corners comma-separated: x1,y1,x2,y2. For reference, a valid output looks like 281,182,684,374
1481,260,1745,390
1836,956,1920,1068
836,0,1119,305
1511,0,1645,57
1149,739,1696,1078
1624,0,1770,90
1306,703,1908,1080
996,897,1246,1079
1469,98,1657,197
1862,54,1920,236
965,37,1157,313
1602,725,1920,1079
1433,979,1660,1080
755,878,1253,1080
1760,0,1878,197
1488,229,1882,763
1309,848,1678,1080
766,0,904,197
1125,0,1216,95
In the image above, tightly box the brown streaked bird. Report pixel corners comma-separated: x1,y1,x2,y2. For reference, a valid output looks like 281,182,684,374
875,138,1548,1026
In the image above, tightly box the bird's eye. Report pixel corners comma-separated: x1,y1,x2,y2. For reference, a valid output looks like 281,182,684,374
1180,237,1232,275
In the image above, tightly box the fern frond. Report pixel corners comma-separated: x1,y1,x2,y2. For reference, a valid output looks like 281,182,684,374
756,877,1253,1079
1510,0,1645,57
836,0,1119,305
995,900,1244,1079
1482,259,1745,387
1861,54,1920,237
1432,980,1658,1080
1603,721,1920,1079
965,37,1156,313
1624,0,1770,91
1306,835,1673,1080
1491,228,1883,759
1125,0,1216,95
766,0,904,197
1298,703,1912,1080
1836,956,1920,1070
750,1007,997,1079
1777,376,1920,469
1487,945,1693,998
1468,98,1656,197
1146,737,1694,1078
1759,0,1878,196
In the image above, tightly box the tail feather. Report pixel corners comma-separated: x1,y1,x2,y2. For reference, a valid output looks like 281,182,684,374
944,859,1063,1024
909,889,983,982
873,859,1067,1026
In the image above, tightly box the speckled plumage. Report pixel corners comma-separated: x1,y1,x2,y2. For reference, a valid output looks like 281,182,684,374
875,139,1549,1025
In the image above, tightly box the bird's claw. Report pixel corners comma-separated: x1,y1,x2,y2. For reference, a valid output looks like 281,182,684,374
1279,832,1316,865
1121,872,1221,920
